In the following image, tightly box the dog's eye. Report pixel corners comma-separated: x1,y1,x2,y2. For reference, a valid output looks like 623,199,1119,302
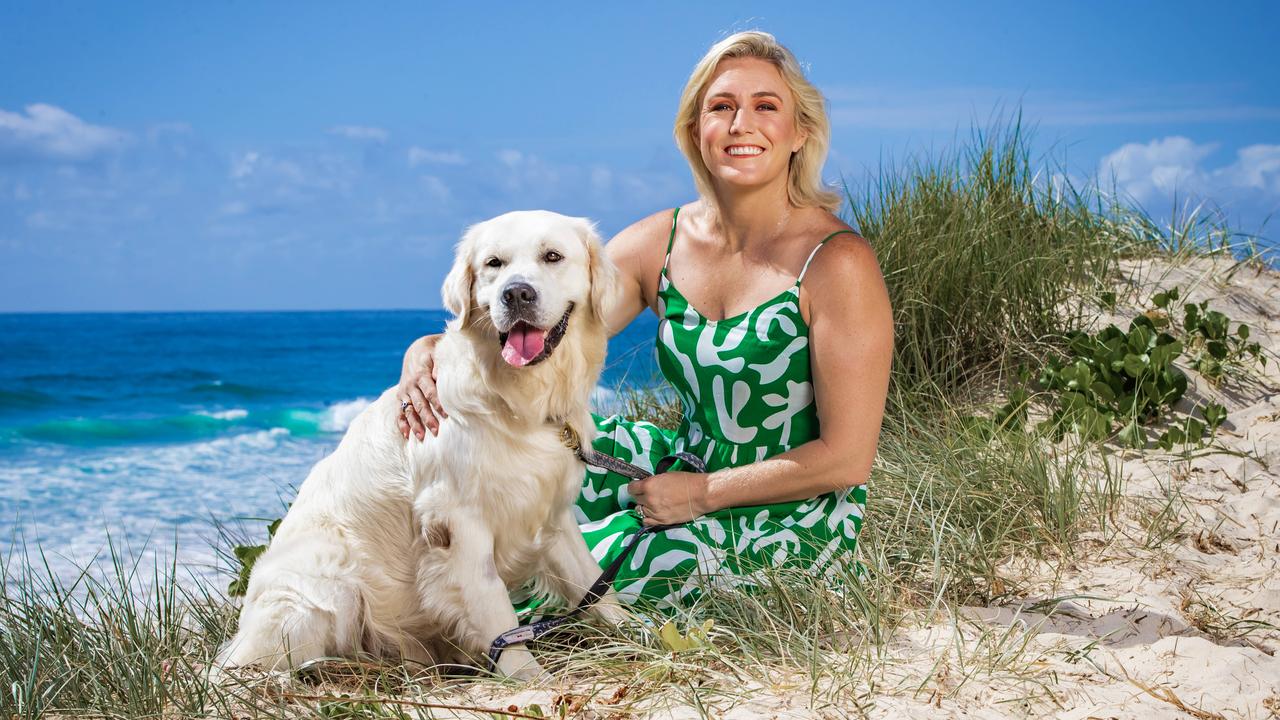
543,250,563,263
485,257,503,268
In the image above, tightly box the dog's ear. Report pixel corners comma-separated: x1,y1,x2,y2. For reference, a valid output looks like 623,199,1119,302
441,227,476,326
580,218,620,329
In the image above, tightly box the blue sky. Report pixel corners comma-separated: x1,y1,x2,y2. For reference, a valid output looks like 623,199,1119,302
2,1,1277,312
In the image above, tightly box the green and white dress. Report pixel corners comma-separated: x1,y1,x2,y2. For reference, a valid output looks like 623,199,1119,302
574,208,867,610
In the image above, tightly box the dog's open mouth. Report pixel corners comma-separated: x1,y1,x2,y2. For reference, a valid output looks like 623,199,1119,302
498,303,574,368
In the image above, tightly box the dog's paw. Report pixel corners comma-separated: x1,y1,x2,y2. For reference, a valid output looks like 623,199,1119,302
496,647,548,682
591,592,630,627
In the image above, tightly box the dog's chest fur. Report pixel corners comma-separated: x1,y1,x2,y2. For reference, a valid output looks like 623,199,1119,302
407,407,585,587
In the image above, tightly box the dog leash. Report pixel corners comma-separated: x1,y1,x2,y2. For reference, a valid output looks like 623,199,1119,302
484,425,706,672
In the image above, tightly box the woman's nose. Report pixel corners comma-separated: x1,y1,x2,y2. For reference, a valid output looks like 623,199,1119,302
730,108,754,134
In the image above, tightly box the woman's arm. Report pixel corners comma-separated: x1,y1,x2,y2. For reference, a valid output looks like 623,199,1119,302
628,234,894,524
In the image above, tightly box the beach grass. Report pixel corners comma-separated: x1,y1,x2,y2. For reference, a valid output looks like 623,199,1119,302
0,121,1262,718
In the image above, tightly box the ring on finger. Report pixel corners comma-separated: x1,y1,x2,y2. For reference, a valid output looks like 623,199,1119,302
636,504,645,520
400,399,411,411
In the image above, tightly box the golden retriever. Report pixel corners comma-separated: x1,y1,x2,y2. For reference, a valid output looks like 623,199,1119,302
216,210,622,679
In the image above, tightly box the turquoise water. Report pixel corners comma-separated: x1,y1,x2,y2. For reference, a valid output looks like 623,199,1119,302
0,311,660,582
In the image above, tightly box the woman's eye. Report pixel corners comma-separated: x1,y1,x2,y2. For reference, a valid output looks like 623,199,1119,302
758,103,777,111
485,257,503,268
543,250,563,263
711,103,732,111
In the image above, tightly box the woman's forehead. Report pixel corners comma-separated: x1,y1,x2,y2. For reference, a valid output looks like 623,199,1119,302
706,57,789,97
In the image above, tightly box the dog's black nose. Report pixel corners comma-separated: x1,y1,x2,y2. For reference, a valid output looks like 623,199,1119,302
501,281,538,310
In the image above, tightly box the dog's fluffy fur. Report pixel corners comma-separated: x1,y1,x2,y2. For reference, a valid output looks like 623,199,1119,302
216,211,623,679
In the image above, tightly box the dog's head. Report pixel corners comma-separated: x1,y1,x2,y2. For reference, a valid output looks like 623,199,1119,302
441,210,618,368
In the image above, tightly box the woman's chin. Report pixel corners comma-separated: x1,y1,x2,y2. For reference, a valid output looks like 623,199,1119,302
711,172,784,194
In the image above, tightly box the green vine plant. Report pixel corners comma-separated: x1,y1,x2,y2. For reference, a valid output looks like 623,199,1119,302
227,516,281,597
990,286,1263,452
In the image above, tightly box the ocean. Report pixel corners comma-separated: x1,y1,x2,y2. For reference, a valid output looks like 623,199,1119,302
0,311,661,584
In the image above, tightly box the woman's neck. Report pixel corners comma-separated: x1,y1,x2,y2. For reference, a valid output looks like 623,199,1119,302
706,178,794,252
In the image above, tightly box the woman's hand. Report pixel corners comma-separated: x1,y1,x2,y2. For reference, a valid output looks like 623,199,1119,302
397,334,447,440
627,471,711,527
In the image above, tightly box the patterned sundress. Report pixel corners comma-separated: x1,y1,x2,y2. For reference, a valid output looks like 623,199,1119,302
561,208,868,610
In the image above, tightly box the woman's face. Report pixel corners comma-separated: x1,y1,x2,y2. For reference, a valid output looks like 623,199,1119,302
695,57,807,195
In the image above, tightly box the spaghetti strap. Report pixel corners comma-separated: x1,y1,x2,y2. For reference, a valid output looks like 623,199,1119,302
796,229,857,287
662,208,680,272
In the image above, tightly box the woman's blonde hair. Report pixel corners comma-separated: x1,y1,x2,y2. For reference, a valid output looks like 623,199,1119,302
674,31,841,212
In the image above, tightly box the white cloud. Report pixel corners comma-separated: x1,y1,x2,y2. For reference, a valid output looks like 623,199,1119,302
230,151,261,180
1098,137,1216,204
328,125,389,142
419,175,451,204
228,151,306,185
407,146,465,166
1221,144,1280,193
1098,136,1280,216
0,103,129,162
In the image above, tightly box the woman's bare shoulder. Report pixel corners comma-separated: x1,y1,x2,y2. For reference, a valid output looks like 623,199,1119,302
605,206,685,309
608,208,679,253
799,213,889,321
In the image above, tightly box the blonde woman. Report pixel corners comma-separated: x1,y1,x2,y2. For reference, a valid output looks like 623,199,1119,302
399,31,893,607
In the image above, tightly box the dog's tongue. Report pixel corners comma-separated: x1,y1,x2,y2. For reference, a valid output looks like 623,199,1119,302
501,322,547,367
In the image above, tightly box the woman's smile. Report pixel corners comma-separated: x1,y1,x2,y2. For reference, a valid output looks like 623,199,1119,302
726,144,765,157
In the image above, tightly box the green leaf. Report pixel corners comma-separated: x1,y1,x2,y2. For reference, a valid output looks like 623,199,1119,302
1206,340,1229,360
1115,392,1138,416
1100,326,1126,344
1237,324,1250,340
1089,381,1116,403
1148,345,1172,371
1152,291,1170,309
1203,310,1229,339
1201,402,1227,430
1067,332,1095,357
1100,291,1116,309
993,388,1029,430
1123,353,1148,378
1127,325,1154,354
1117,420,1145,449
1185,417,1206,444
233,543,266,563
657,619,712,652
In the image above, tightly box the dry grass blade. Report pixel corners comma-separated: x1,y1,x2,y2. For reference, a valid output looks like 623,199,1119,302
1122,672,1227,720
